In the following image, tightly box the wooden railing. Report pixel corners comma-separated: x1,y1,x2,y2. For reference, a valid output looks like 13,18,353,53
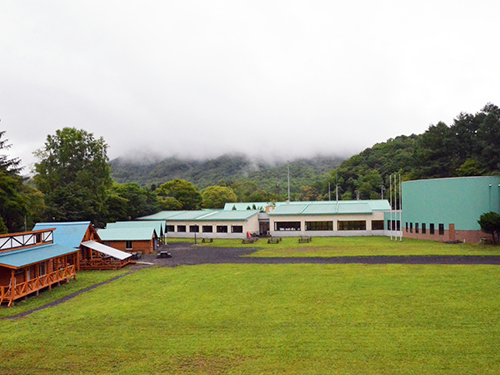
0,265,76,307
79,258,132,270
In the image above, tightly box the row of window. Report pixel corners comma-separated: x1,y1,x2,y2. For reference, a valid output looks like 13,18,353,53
405,222,445,235
274,220,385,231
165,225,244,234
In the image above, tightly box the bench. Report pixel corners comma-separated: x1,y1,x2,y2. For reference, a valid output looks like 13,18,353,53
201,238,213,243
157,251,172,258
242,238,258,244
131,252,142,260
268,237,282,244
298,236,312,243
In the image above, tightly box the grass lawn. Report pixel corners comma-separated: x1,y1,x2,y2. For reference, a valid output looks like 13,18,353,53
0,264,499,374
179,236,500,257
0,269,130,319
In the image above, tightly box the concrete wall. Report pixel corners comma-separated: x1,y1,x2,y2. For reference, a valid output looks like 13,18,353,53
166,216,260,239
268,212,387,237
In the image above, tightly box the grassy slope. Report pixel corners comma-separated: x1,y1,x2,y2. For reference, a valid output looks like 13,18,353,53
0,269,129,319
0,264,499,374
179,236,500,257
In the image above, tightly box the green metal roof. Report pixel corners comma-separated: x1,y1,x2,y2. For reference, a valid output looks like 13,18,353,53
196,210,260,221
268,201,383,215
106,221,165,235
138,211,187,220
163,210,260,221
0,243,78,269
98,228,157,241
223,202,272,211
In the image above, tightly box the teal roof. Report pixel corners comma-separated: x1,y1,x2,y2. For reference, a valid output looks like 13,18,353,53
223,202,272,211
196,210,260,221
32,222,92,248
138,211,187,220
106,221,165,235
268,200,388,215
159,209,260,221
98,228,157,241
0,243,78,269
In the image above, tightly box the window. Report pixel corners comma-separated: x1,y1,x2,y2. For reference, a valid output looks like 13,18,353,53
231,225,243,233
217,225,228,233
372,220,384,230
422,223,426,234
177,225,186,232
275,222,301,231
36,233,42,243
189,225,199,233
439,224,444,235
305,221,333,231
405,222,408,232
430,223,435,235
202,225,213,233
410,222,413,233
39,262,46,276
126,241,133,250
415,223,419,234
166,225,175,232
338,221,366,231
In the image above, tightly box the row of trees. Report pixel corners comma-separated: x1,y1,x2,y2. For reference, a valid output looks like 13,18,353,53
1,103,498,233
0,128,247,233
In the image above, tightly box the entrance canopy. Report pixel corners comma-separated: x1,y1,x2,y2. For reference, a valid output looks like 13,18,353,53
81,241,132,260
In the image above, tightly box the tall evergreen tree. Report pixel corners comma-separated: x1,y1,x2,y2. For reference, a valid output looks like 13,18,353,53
33,128,112,224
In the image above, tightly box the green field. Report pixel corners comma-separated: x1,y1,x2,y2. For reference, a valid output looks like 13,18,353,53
1,263,499,374
181,236,500,257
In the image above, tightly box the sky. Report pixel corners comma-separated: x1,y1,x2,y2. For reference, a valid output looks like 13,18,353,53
1,0,499,170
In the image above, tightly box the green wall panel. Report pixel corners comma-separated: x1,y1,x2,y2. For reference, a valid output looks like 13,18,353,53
402,177,500,230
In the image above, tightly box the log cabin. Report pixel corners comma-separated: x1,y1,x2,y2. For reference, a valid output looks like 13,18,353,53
33,222,133,270
98,227,159,254
0,228,78,307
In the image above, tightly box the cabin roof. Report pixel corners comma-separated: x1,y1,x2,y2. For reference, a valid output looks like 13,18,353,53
98,227,157,241
32,222,93,248
106,221,164,235
0,243,78,269
81,241,132,260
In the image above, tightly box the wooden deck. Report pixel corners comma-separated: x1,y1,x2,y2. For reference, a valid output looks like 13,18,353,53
0,265,76,307
79,258,133,270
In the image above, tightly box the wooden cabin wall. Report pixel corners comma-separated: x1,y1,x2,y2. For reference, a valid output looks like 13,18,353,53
105,240,154,254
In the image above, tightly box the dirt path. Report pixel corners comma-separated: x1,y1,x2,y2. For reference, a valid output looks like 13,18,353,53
5,242,500,319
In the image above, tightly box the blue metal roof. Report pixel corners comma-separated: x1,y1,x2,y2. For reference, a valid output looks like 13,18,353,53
33,222,92,248
0,243,78,269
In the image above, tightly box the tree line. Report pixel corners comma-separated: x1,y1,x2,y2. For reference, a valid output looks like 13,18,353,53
1,103,498,233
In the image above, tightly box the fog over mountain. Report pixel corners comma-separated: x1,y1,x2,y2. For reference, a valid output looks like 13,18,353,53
1,1,499,170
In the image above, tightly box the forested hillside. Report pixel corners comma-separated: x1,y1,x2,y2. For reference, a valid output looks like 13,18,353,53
334,103,500,199
110,154,343,196
110,103,499,203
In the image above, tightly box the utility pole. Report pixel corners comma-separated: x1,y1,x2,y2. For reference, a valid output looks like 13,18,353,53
287,162,290,203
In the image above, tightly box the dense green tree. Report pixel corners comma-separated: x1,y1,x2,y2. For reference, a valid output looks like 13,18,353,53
478,212,500,244
155,179,202,210
0,131,46,232
202,186,237,208
33,128,112,224
105,182,161,221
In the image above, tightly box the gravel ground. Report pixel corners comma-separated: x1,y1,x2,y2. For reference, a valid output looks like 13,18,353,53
140,242,500,267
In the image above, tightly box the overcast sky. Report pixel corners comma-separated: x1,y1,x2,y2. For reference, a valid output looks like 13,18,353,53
1,1,499,169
